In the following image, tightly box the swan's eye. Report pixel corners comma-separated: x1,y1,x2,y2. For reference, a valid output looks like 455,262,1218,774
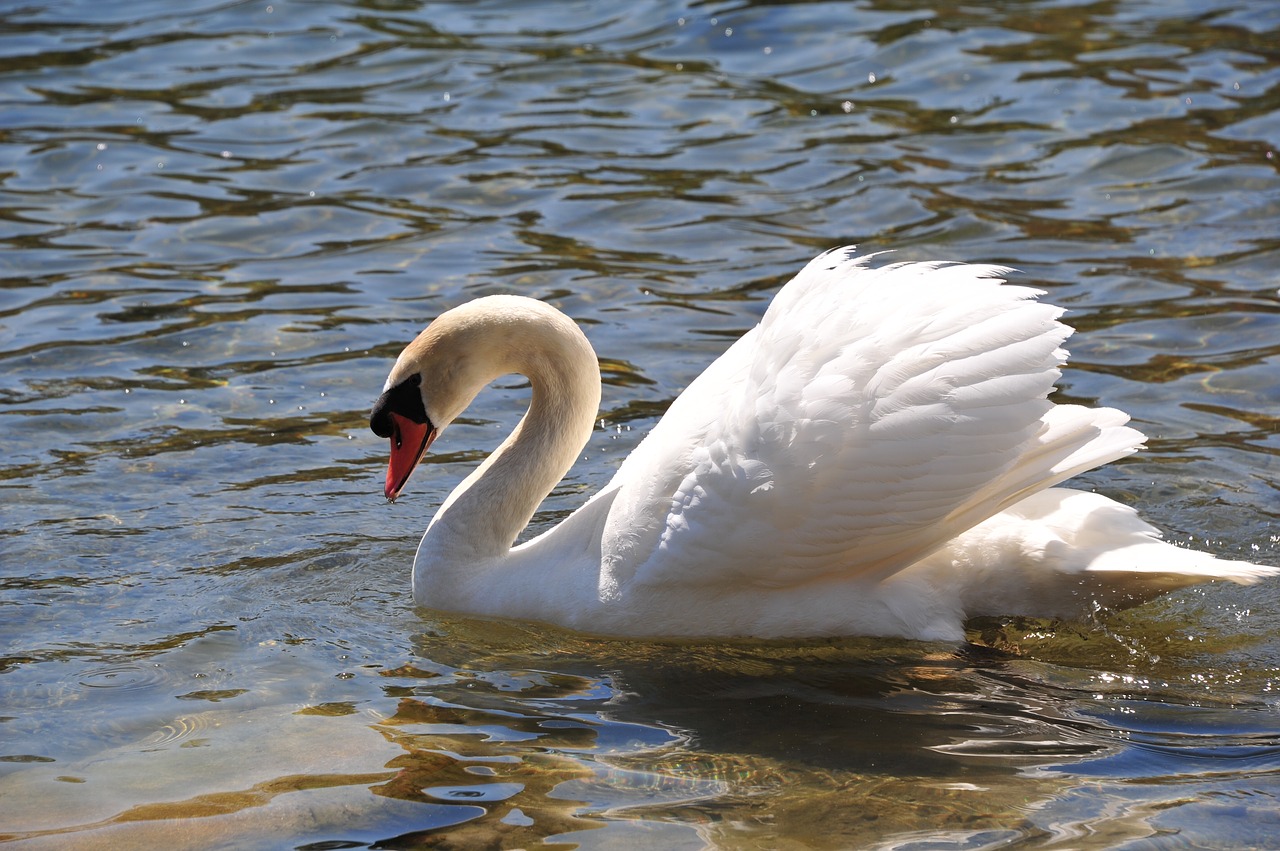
370,373,428,438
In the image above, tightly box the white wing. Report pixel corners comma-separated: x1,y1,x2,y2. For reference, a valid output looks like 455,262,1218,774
596,247,1144,599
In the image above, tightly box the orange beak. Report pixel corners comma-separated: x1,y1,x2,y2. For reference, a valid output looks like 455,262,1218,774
385,411,436,501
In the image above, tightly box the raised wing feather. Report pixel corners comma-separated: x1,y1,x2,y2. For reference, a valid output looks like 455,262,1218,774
596,248,1144,599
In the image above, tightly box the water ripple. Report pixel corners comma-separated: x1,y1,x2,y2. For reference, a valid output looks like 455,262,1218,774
2,0,1279,848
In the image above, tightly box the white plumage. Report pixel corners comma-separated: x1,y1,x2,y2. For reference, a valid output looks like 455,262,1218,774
370,247,1275,640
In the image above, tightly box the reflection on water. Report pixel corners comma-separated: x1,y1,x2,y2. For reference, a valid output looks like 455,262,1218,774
2,0,1279,847
5,613,1280,847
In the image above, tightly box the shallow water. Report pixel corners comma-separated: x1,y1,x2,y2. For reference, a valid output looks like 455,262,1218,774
2,0,1279,847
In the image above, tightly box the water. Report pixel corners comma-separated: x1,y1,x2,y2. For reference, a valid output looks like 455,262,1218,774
2,0,1279,847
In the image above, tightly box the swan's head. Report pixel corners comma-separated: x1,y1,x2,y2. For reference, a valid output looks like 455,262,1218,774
370,294,590,501
370,368,436,502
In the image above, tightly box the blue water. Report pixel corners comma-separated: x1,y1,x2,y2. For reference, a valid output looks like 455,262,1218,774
2,0,1279,847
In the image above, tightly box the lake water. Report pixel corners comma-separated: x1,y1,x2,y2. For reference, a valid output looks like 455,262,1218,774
2,0,1279,847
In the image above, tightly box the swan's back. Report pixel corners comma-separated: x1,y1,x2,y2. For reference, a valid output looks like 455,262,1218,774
596,249,1145,598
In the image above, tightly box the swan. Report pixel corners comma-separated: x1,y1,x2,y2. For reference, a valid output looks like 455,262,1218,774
370,248,1275,641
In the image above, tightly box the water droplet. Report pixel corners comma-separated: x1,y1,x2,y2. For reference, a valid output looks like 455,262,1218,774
841,100,853,113
724,27,733,36
868,72,876,84
763,46,771,55
220,150,231,158
442,92,451,102
96,142,107,151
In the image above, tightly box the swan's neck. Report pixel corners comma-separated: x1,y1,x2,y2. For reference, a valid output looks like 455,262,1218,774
419,313,600,573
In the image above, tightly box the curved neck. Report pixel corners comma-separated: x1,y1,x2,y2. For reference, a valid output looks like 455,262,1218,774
421,312,601,567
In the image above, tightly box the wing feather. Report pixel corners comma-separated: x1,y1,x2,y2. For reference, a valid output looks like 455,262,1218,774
597,248,1143,598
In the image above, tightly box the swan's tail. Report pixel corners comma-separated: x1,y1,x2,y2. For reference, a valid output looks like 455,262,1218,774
947,488,1278,619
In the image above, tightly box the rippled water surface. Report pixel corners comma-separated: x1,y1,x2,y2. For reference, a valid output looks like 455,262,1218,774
3,0,1280,847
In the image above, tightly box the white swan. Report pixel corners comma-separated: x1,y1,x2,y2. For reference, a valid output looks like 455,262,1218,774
370,248,1275,641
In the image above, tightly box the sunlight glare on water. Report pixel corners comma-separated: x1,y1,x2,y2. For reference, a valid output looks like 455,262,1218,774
2,0,1279,848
